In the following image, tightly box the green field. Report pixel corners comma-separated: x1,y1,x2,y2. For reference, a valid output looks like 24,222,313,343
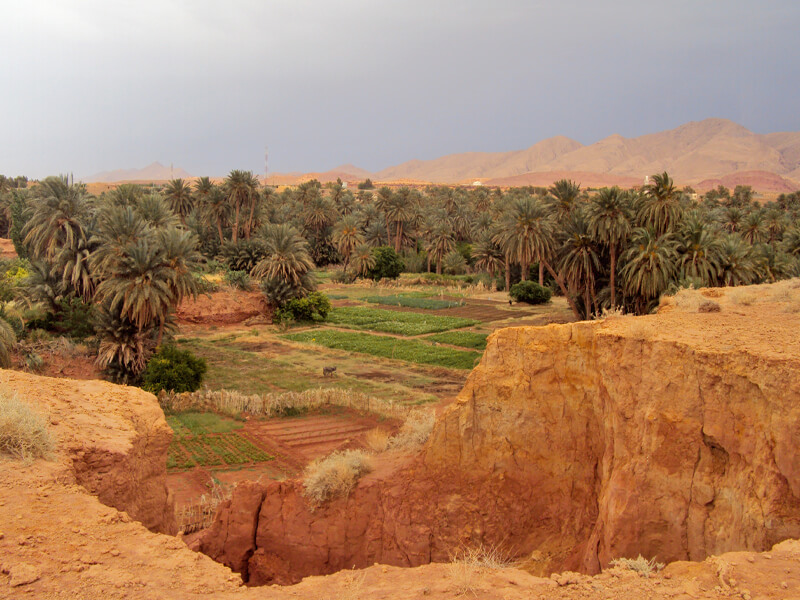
363,294,464,310
283,329,481,370
426,331,489,350
166,412,273,470
327,306,477,335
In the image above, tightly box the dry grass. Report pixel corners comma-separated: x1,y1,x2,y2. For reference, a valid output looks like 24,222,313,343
388,409,435,450
0,390,54,462
609,555,665,577
158,387,409,421
364,427,391,453
302,449,373,507
729,288,758,306
449,544,516,596
176,478,232,534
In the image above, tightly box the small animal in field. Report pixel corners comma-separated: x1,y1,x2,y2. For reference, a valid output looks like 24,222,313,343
322,366,337,377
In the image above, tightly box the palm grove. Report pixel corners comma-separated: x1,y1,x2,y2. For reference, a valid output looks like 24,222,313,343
0,171,798,381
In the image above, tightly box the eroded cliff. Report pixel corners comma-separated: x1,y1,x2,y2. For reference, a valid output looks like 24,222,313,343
198,286,800,584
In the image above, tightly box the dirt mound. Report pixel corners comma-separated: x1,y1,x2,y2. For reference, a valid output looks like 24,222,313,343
176,289,268,325
197,279,800,584
0,238,16,260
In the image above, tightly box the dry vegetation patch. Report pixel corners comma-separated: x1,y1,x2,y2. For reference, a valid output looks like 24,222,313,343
609,555,665,578
302,449,373,507
0,390,54,461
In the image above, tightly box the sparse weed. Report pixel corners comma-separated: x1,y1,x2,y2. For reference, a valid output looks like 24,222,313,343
0,390,54,462
729,288,757,306
609,555,665,577
302,449,373,507
449,544,515,596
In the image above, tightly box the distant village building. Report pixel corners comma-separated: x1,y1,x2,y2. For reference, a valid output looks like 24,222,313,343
472,180,483,186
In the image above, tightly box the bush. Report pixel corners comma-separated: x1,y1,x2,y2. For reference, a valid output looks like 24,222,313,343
302,449,373,507
141,345,207,394
275,292,331,323
367,246,404,280
509,280,552,305
0,390,53,461
331,270,357,284
193,272,220,294
52,296,95,340
260,271,316,307
224,269,251,291
442,250,467,275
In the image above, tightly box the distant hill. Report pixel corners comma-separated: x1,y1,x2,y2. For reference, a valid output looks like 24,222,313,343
84,162,193,183
371,119,800,190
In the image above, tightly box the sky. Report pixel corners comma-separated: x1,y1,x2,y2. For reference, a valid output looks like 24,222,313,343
1,0,799,179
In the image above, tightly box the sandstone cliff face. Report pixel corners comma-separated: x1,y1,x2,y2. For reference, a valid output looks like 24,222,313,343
0,371,177,534
198,298,800,584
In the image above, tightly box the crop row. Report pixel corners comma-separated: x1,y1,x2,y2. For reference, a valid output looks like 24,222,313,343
166,432,274,471
327,306,476,335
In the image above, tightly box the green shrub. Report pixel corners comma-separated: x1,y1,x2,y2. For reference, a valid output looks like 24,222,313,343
52,296,95,340
331,270,357,284
275,292,331,323
442,250,467,275
193,272,220,294
509,280,552,305
224,269,251,291
142,345,208,394
367,246,404,280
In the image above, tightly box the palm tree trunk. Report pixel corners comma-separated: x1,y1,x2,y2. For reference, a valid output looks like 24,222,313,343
427,253,432,273
156,320,165,347
505,253,511,292
543,261,581,319
232,204,241,243
216,219,225,244
245,195,256,240
521,259,528,281
395,222,403,253
539,263,544,286
609,245,617,308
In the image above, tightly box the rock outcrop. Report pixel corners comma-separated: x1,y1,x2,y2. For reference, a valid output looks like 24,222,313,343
0,371,176,534
198,285,800,584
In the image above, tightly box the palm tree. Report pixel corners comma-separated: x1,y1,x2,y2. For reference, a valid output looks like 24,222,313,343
620,228,679,314
385,188,416,252
90,205,151,278
678,215,722,285
586,187,632,308
0,315,16,368
363,221,387,248
224,170,259,242
303,195,338,238
493,196,580,317
558,210,601,317
741,211,767,245
471,232,504,278
351,244,376,278
163,179,194,226
94,238,174,336
548,179,581,220
716,234,757,286
136,194,180,230
23,176,91,261
252,223,315,286
638,172,682,236
52,236,96,302
426,222,456,275
106,183,143,207
332,214,364,272
94,302,153,381
198,183,230,244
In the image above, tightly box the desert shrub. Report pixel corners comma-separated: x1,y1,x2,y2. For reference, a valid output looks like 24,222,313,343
367,246,404,281
364,427,391,453
302,449,373,507
224,269,251,291
609,555,664,577
141,344,207,394
509,280,552,305
220,239,268,273
0,390,53,461
401,250,427,274
275,292,331,323
389,409,435,449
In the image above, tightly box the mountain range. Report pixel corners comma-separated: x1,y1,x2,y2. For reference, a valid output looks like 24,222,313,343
84,162,193,183
84,119,800,192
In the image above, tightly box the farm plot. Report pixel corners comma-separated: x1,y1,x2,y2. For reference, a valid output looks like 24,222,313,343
327,306,477,335
283,329,481,370
166,412,274,471
363,294,465,310
426,331,489,350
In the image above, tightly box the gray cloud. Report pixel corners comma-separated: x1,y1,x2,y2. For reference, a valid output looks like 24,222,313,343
1,0,798,179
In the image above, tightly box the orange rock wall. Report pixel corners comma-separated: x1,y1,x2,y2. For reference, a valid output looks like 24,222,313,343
199,320,800,584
